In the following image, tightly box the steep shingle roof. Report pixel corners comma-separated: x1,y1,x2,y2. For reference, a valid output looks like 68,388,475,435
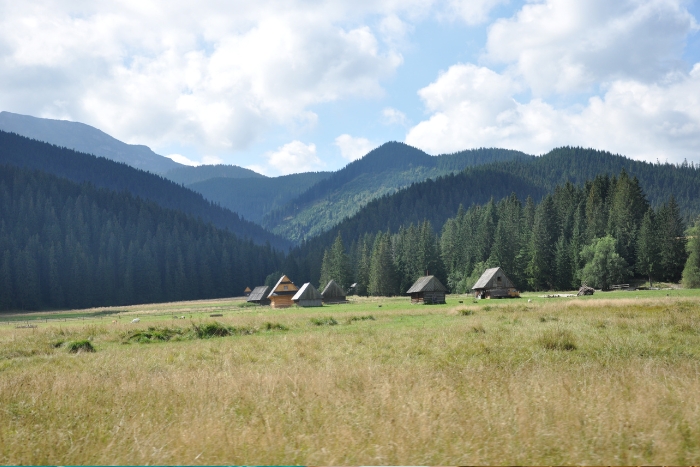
247,286,270,302
321,280,346,299
406,275,447,293
293,282,322,301
472,267,514,289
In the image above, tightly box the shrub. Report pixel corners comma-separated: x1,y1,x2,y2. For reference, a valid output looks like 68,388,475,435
310,317,338,326
347,315,375,323
262,322,289,331
457,308,474,316
538,329,577,351
67,340,95,353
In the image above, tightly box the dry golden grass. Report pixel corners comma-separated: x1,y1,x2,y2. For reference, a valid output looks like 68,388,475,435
1,294,700,464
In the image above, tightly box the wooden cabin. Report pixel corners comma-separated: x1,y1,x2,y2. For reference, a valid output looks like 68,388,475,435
406,275,447,304
293,283,323,307
267,275,299,309
247,286,271,305
472,267,519,299
244,286,252,297
321,280,348,304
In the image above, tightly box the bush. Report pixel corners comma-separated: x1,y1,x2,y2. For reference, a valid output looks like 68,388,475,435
67,340,95,353
347,315,375,323
262,322,289,331
310,317,338,326
457,308,474,316
538,328,577,351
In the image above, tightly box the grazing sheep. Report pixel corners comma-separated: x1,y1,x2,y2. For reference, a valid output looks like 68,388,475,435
131,318,140,323
528,299,532,303
112,320,117,324
180,316,185,319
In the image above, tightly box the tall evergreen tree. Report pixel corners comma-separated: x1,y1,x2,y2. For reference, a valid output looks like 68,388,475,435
682,219,700,288
527,195,558,290
368,232,398,296
636,208,660,287
657,196,687,282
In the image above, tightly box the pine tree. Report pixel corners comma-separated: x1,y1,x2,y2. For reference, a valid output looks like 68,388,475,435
657,196,687,282
682,219,700,288
527,195,558,290
636,208,660,287
368,233,397,296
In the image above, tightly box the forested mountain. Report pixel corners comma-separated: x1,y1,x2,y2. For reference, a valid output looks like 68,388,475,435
188,172,332,224
261,142,529,242
0,131,290,250
163,163,265,186
282,147,700,288
0,111,181,174
0,165,284,311
305,173,688,297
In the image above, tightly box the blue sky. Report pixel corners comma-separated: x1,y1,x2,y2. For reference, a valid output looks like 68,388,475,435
1,0,699,175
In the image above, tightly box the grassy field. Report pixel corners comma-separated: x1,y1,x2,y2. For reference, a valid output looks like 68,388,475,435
1,291,699,464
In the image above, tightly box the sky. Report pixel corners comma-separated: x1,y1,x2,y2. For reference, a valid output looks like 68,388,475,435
0,0,699,176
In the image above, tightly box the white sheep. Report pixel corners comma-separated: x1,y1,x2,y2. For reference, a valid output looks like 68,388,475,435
527,299,532,303
131,318,140,323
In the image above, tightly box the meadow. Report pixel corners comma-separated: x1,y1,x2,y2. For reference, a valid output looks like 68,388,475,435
1,290,699,465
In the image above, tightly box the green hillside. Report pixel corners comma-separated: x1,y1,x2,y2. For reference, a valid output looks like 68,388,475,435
261,142,529,242
0,130,291,250
0,164,283,311
163,163,265,186
188,172,332,223
283,147,700,287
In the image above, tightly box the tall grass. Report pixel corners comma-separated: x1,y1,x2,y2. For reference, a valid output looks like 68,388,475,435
0,295,699,464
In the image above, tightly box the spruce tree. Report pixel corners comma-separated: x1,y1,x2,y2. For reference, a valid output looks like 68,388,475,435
527,195,558,290
636,208,660,287
682,219,700,288
657,196,687,282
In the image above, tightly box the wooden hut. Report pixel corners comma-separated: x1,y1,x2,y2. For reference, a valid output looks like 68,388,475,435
406,275,447,304
321,280,348,304
292,283,323,307
472,267,519,299
267,275,299,309
244,286,252,297
247,286,270,305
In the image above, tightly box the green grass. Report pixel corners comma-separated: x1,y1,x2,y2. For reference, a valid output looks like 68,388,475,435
2,291,700,464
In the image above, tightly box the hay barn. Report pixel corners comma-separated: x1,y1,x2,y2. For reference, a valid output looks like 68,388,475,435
472,267,519,299
321,280,348,304
246,286,270,305
293,283,323,307
267,275,299,309
406,275,447,304
244,286,252,297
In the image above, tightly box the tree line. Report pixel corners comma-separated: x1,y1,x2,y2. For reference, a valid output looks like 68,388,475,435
0,165,283,311
314,170,690,295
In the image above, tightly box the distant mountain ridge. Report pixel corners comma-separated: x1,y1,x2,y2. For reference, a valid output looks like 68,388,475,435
259,142,530,242
164,164,265,185
0,130,291,250
0,111,182,174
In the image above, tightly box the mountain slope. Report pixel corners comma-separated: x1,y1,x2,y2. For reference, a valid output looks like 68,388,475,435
286,147,700,286
164,164,265,185
0,130,290,250
261,142,529,242
0,164,283,310
187,172,332,223
0,111,182,174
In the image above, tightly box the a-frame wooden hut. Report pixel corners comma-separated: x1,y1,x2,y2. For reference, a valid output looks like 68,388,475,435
321,280,348,304
267,275,299,309
244,286,252,297
247,286,271,305
406,275,447,304
472,267,519,299
292,283,323,307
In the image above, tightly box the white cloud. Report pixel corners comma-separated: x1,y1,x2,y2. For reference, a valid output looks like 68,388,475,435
405,62,700,163
485,0,698,95
262,140,324,175
334,134,376,161
444,0,508,25
202,155,224,165
382,107,408,126
0,1,411,154
166,154,200,166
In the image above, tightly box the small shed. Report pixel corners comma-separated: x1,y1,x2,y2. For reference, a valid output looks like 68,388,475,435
472,267,519,299
244,286,252,297
321,280,348,304
406,275,447,304
267,275,299,309
293,283,323,307
247,286,271,305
